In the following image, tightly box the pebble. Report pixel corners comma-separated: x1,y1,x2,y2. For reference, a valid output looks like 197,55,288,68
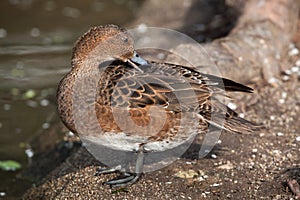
268,77,278,84
276,132,284,136
67,131,75,136
217,162,234,170
270,115,276,120
252,148,258,153
211,154,217,159
259,133,265,137
291,66,299,73
25,148,34,158
284,69,292,75
239,113,245,118
288,48,299,56
0,192,6,197
227,102,237,110
281,92,287,99
296,136,300,141
282,75,289,81
203,175,209,179
272,150,280,154
295,59,300,66
278,99,285,104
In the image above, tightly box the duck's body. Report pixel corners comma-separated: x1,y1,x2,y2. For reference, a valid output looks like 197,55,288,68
57,24,257,187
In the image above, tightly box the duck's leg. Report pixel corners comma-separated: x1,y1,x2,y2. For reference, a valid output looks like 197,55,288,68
95,145,144,188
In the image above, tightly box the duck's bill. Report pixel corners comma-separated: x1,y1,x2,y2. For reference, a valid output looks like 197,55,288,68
127,51,149,72
130,51,148,65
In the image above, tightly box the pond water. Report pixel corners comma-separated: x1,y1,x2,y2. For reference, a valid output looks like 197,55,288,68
0,0,142,198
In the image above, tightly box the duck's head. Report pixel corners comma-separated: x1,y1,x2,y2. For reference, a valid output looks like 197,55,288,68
71,24,147,70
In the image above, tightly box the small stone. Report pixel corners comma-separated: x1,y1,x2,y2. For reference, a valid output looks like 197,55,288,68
270,115,276,120
288,48,299,56
284,69,292,75
252,148,258,153
174,169,198,179
291,66,299,73
211,154,217,159
278,99,285,104
282,75,289,81
296,136,300,141
259,133,265,137
281,92,287,99
25,148,34,158
203,175,209,179
217,162,233,170
273,150,280,154
276,132,284,136
268,77,278,84
227,102,237,110
295,59,300,66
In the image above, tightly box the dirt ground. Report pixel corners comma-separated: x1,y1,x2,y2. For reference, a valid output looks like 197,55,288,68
22,65,300,199
22,1,300,199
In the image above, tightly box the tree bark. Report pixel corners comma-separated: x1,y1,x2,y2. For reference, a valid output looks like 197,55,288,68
132,0,299,84
205,0,299,83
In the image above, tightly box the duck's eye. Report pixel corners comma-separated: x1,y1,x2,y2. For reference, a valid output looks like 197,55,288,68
122,37,128,43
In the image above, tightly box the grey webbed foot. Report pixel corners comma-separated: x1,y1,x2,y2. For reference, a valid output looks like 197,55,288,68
95,166,140,188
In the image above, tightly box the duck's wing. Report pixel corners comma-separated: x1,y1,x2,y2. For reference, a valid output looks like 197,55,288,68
105,62,258,134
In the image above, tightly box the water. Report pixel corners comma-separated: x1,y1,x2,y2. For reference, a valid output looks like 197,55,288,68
0,0,142,198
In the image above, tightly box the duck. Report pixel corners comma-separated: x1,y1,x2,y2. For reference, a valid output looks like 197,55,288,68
57,24,257,188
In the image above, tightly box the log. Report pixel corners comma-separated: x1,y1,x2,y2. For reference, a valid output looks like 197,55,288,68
206,0,299,83
132,0,299,84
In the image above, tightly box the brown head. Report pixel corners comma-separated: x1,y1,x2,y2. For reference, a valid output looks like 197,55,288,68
71,24,139,67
